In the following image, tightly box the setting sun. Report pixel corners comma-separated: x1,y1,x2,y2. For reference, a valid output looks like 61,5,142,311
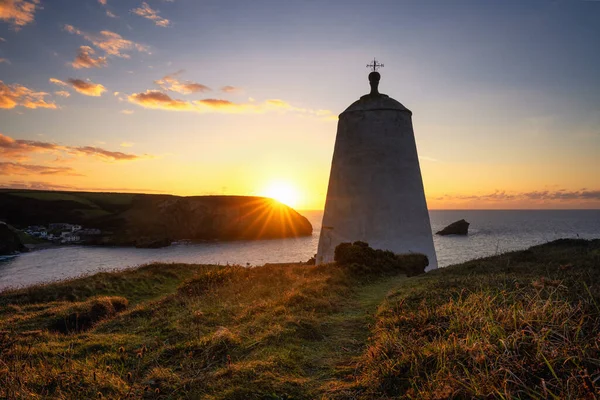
260,181,301,208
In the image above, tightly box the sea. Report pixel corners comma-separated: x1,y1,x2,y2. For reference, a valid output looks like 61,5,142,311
1,210,599,291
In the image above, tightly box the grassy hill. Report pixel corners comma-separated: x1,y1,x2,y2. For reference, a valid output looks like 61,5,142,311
0,189,313,245
1,239,599,398
0,189,134,227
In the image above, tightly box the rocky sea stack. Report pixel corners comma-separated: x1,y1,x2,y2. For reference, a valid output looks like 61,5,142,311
436,219,470,235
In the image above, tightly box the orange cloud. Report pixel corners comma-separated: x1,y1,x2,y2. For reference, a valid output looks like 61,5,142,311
63,25,148,58
436,189,600,203
67,79,106,97
1,180,166,193
54,90,70,97
0,80,57,109
0,162,83,176
155,71,211,94
0,133,146,161
221,86,242,93
74,146,140,160
265,99,290,108
131,2,170,27
71,46,108,69
49,78,67,87
0,0,40,30
0,58,10,64
128,90,331,117
129,91,193,110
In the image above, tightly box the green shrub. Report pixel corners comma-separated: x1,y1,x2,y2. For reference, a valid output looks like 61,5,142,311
334,241,428,277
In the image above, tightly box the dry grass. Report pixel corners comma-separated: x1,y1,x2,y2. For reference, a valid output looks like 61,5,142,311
0,262,356,398
330,239,600,399
1,239,599,399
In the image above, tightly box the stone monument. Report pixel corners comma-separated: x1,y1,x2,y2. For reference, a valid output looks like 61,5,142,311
316,59,438,270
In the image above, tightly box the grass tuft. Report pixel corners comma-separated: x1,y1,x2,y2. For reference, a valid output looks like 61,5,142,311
48,296,129,334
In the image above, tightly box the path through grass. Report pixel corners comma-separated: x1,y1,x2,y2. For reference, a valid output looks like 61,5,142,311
312,275,408,390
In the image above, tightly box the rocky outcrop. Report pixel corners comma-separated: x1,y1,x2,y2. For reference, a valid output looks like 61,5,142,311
0,222,27,255
436,219,470,236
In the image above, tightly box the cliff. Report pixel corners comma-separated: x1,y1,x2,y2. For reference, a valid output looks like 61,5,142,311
0,190,312,246
0,222,26,255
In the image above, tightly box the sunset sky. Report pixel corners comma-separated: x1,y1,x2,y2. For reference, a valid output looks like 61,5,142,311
1,0,599,210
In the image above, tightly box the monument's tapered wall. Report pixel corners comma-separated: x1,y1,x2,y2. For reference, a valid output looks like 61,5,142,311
316,76,438,270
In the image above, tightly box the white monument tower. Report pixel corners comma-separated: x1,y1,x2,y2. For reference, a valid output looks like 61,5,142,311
316,59,438,270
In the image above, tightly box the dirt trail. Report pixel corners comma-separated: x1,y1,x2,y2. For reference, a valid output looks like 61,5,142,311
307,275,408,395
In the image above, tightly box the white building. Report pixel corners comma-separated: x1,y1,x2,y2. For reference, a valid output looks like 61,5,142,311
60,231,80,243
316,68,438,270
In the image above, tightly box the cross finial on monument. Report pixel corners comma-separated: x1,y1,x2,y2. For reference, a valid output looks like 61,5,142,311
366,58,383,95
366,58,384,72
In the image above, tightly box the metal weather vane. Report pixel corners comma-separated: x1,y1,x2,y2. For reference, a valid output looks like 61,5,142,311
367,58,384,72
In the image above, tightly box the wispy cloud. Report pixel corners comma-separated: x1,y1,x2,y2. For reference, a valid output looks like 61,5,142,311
128,90,334,118
1,180,166,193
54,90,70,97
0,80,57,109
0,133,148,161
63,24,148,58
0,58,10,64
49,78,67,87
131,2,170,27
97,0,117,18
1,181,81,191
436,189,600,202
129,90,193,111
71,46,107,69
154,71,211,94
50,78,106,97
0,161,83,176
0,0,40,30
419,156,439,162
120,109,134,114
221,86,242,93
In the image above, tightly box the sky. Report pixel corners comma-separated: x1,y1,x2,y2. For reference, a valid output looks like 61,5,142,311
0,0,599,210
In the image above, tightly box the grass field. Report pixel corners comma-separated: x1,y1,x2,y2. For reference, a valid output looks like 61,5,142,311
1,239,599,399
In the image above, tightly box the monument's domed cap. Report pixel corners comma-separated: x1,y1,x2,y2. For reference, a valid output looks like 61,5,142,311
341,72,411,115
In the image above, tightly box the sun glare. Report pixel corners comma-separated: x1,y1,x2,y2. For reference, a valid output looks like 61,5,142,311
261,181,301,208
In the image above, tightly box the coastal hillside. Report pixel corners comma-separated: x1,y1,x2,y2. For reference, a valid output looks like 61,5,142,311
0,239,598,398
0,189,312,245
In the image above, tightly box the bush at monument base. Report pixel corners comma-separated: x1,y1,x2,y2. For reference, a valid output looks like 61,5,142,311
333,241,428,277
